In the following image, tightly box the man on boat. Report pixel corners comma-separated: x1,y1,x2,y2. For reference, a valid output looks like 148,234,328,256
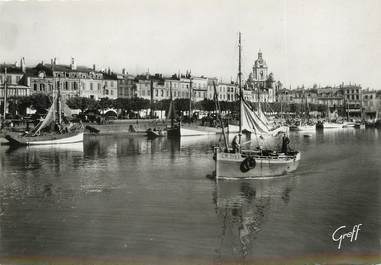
232,135,240,153
281,133,290,154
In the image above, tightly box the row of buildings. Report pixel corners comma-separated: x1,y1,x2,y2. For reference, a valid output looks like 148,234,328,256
1,52,380,118
277,85,381,118
0,51,278,105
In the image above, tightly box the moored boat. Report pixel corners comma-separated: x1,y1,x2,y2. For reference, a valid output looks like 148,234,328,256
215,149,300,179
4,64,84,146
180,125,219,136
214,33,301,179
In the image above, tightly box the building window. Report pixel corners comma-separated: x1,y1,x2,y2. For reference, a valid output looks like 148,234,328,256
98,83,101,90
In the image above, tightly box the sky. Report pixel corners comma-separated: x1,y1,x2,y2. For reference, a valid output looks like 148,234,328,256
0,0,380,89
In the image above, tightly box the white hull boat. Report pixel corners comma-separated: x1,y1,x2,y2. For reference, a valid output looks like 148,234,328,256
180,126,219,136
342,122,356,128
213,33,301,180
5,131,84,145
293,125,316,132
215,149,301,179
4,70,84,146
323,122,343,129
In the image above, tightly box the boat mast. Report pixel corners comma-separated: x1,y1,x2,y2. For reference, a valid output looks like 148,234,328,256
238,32,242,145
57,77,62,124
170,81,174,128
2,67,7,124
213,82,229,150
189,73,192,121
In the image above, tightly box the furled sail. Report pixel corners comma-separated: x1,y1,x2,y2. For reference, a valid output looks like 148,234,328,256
257,104,270,127
167,100,175,120
241,100,270,134
33,96,57,135
61,100,72,117
241,100,287,137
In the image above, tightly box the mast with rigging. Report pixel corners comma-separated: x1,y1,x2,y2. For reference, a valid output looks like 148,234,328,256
238,32,242,146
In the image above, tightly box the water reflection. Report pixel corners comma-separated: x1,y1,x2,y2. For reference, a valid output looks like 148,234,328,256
214,177,295,260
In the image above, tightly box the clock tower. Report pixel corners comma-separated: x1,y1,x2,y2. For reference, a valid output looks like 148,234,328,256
253,49,268,82
247,49,276,102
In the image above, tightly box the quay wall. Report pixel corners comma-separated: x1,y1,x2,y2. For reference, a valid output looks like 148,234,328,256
85,119,170,135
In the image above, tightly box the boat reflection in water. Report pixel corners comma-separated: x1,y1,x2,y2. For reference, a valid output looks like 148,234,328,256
213,177,295,260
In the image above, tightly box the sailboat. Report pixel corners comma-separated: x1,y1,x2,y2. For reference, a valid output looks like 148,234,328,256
290,96,315,132
5,77,84,146
146,84,180,138
214,33,301,179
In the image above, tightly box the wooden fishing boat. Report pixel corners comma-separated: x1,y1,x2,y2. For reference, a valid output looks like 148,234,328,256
5,130,83,145
214,33,301,179
5,65,84,146
146,128,166,139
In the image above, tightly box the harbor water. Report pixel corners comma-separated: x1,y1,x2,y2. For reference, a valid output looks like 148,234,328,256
0,129,380,264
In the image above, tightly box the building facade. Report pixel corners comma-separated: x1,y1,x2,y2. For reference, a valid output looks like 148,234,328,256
246,50,276,102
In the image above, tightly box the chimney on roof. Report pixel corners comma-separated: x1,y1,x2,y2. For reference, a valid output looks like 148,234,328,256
70,57,76,70
20,57,26,73
107,67,111,75
15,61,19,67
54,57,56,65
93,64,96,71
41,60,44,65
122,68,126,75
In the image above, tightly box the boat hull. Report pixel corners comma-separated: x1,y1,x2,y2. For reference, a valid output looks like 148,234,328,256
5,131,84,146
180,127,218,136
146,129,166,139
215,151,300,179
292,125,316,132
167,127,181,138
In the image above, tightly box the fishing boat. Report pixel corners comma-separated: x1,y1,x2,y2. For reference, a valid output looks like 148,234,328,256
354,121,366,129
146,84,180,139
166,88,180,138
316,120,343,130
180,125,220,136
214,33,301,179
146,128,167,138
289,96,316,132
289,120,316,132
5,71,83,146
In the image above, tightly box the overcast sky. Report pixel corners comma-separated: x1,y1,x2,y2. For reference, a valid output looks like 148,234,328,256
0,0,380,89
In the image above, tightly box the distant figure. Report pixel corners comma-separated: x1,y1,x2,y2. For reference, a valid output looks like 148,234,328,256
232,135,240,153
281,133,290,154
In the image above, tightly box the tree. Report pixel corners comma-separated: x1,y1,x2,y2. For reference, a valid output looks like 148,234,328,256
131,97,150,111
99,97,114,114
65,96,99,112
20,93,51,114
